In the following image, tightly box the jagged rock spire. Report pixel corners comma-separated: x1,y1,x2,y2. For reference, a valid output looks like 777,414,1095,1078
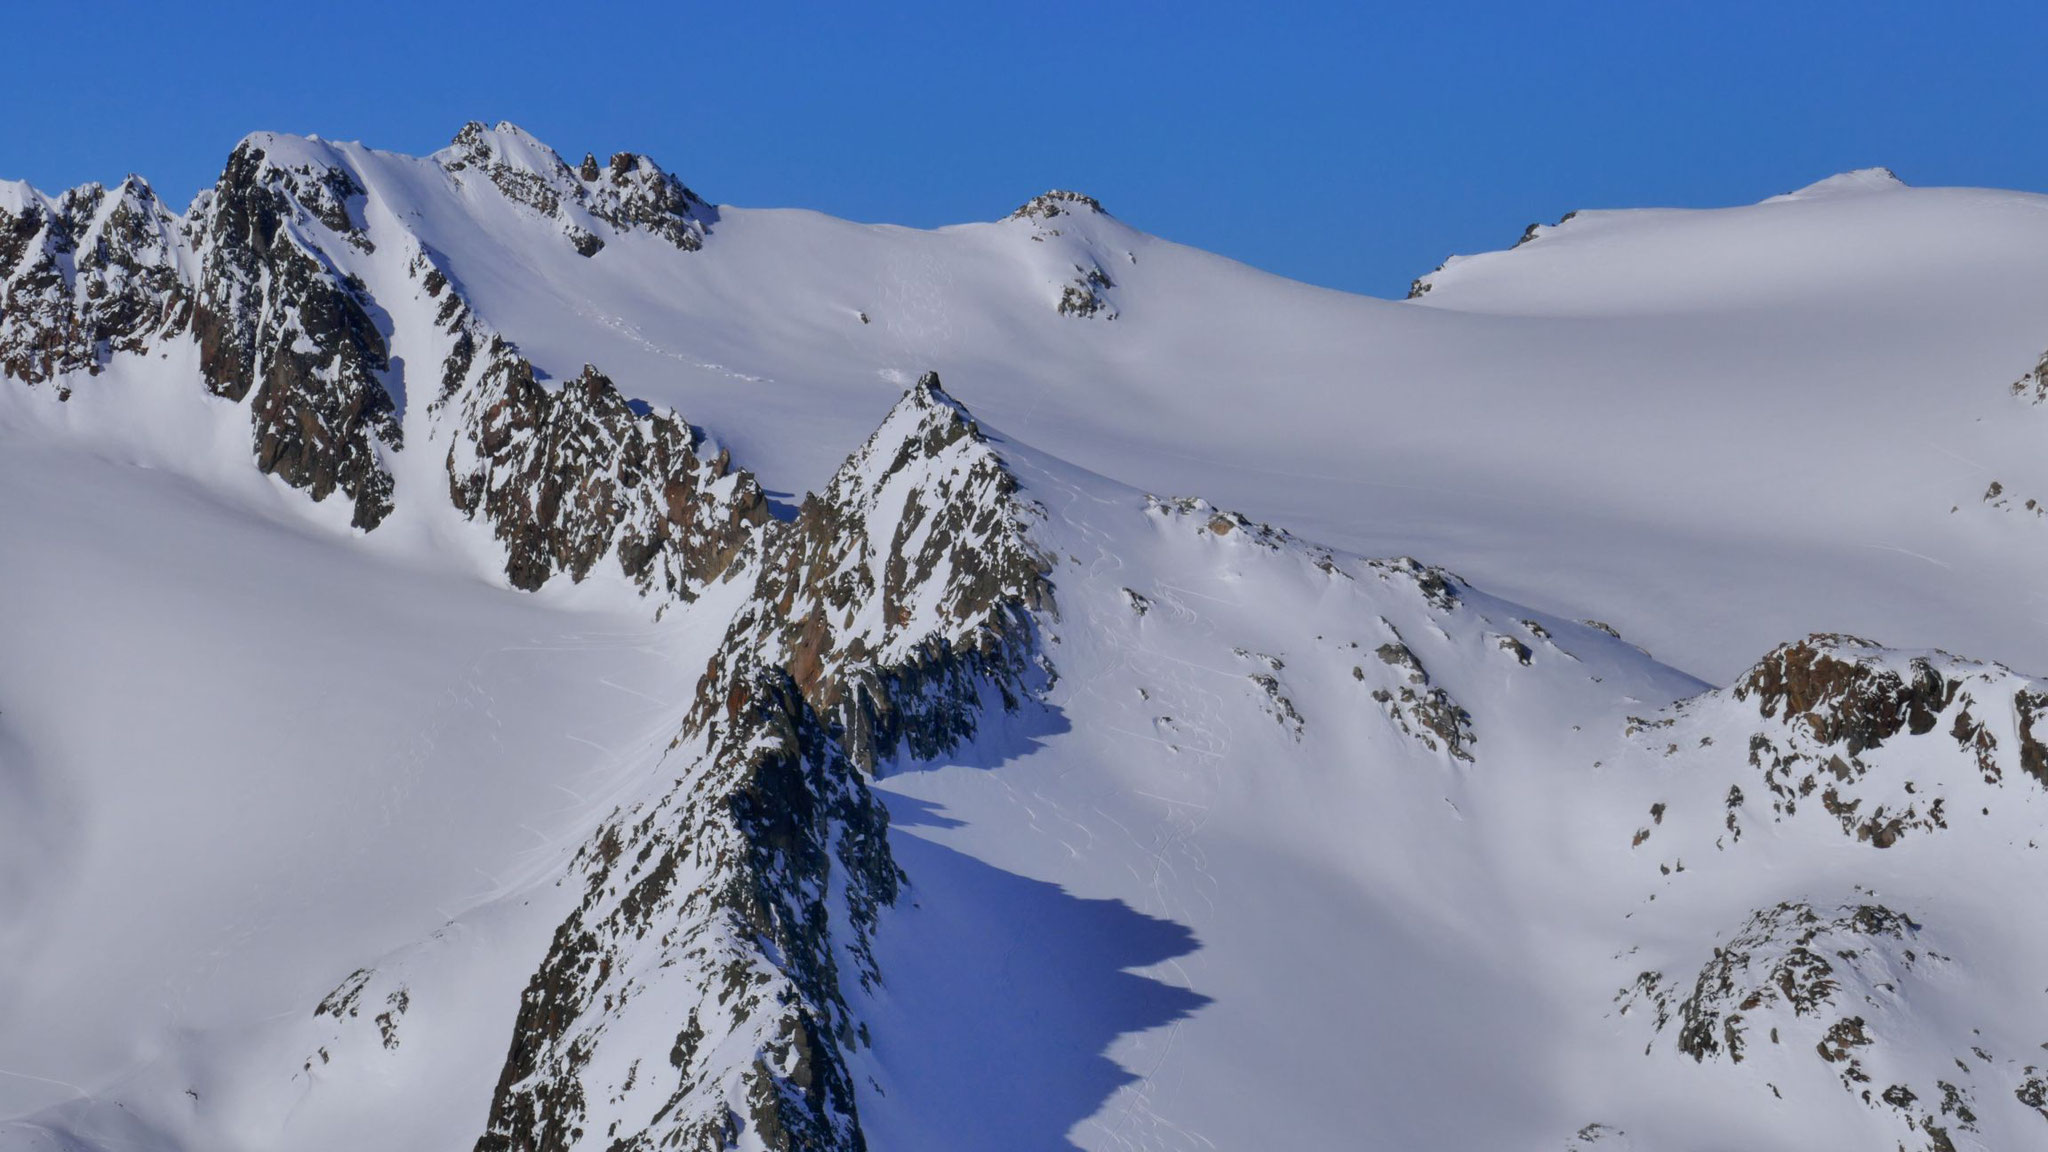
473,372,1055,1151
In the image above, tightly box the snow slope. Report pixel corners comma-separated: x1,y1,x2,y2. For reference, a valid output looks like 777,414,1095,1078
6,124,2048,1151
153,130,2048,683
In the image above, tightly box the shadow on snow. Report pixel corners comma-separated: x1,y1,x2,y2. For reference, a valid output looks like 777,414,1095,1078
862,697,1207,1150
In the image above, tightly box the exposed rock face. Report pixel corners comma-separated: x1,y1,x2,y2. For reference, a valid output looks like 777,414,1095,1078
1057,263,1117,319
5,138,407,529
1733,635,1954,756
403,219,761,599
1722,635,2048,846
583,150,713,252
2,122,735,569
736,373,1055,766
441,352,767,596
441,121,712,257
1370,635,1475,761
473,659,897,1152
1009,189,1104,223
0,177,188,389
1657,901,1924,1067
189,141,401,528
474,375,1056,1152
1622,901,1978,1152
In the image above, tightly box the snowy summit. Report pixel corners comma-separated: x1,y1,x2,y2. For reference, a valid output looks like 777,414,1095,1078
1766,165,1910,201
5,123,2048,1152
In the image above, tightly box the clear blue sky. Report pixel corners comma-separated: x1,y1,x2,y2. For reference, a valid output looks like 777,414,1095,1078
7,1,2046,297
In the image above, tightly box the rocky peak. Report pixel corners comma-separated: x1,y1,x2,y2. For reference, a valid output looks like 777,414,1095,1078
79,176,172,250
444,121,568,176
1006,193,1123,319
440,350,768,597
744,372,1055,739
190,138,398,528
440,121,710,255
1009,189,1105,222
582,150,710,252
475,372,1056,1152
209,135,373,245
441,120,581,214
0,137,399,526
0,174,187,388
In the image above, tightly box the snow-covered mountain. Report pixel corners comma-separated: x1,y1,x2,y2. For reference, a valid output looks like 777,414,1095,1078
6,122,2048,1151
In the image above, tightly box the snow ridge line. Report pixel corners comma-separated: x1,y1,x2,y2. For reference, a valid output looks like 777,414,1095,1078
473,374,1056,1152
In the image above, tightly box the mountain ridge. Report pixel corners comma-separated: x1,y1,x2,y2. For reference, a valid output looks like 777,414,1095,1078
9,122,2048,1151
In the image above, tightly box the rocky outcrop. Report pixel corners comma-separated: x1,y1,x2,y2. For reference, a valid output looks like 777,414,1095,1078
1647,901,1925,1068
1,139,404,528
441,122,712,257
2,122,721,543
1622,900,1980,1152
1733,635,1955,755
306,965,412,1061
580,150,713,252
188,140,400,528
441,350,767,597
1146,496,1485,759
1368,635,1475,761
1608,636,2048,1145
1057,263,1117,319
1009,189,1104,224
398,223,765,599
474,374,1056,1152
1724,635,2048,846
1620,635,2048,852
1008,191,1124,320
2012,348,2048,404
0,177,188,389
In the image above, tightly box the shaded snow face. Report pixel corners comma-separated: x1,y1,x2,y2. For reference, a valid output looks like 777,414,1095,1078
12,126,2048,1152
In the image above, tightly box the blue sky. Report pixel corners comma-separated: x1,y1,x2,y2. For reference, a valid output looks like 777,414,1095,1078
7,1,2045,297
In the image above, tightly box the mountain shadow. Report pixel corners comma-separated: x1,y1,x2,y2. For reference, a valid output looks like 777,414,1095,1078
856,810,1210,1151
